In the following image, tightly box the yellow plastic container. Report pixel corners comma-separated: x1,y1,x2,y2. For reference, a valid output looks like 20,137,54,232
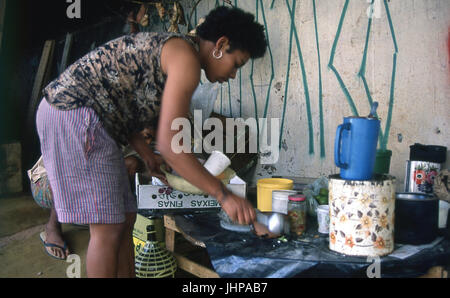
257,178,294,212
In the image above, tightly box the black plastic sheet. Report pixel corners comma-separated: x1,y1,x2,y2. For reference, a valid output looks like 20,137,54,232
173,212,450,278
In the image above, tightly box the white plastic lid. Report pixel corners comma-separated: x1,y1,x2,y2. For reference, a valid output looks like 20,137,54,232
272,190,298,200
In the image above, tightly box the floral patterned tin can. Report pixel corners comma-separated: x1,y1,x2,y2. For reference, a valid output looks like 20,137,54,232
328,174,396,257
404,160,441,194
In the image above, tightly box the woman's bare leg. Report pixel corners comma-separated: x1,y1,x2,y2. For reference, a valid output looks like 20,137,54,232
44,207,70,259
117,212,137,278
86,222,125,278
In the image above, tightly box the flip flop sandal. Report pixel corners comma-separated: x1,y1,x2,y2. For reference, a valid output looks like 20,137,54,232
39,231,69,260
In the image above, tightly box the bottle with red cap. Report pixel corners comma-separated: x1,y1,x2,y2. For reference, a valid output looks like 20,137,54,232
288,194,307,236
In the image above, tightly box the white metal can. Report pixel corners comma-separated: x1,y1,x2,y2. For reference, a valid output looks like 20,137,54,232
404,160,441,194
272,190,299,215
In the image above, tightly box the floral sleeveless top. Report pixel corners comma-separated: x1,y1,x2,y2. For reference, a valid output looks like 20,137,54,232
43,32,198,146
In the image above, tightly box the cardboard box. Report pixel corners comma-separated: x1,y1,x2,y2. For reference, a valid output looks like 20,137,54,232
136,174,246,211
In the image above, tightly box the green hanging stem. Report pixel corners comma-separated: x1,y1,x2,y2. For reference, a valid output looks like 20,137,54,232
358,3,373,98
381,0,398,151
259,0,275,120
383,52,397,150
279,0,296,150
358,2,384,147
328,0,359,116
228,82,232,117
239,69,242,117
235,0,242,118
286,0,314,155
257,0,275,153
220,85,223,115
250,0,260,148
250,63,259,147
312,0,325,158
194,5,197,23
384,0,399,53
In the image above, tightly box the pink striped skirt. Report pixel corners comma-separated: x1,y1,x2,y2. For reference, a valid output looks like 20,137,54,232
36,99,137,224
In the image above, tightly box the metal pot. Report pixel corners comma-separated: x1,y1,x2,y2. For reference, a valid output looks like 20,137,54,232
395,192,439,245
256,211,289,235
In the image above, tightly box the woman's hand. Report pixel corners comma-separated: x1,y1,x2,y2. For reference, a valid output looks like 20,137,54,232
215,184,256,225
140,151,168,185
222,194,256,225
251,222,280,239
128,132,169,184
124,156,142,177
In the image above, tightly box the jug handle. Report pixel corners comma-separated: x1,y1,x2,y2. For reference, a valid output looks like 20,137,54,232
334,123,350,169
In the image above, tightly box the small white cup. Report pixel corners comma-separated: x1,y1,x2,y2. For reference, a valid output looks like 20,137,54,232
439,201,450,229
317,205,330,234
203,150,231,176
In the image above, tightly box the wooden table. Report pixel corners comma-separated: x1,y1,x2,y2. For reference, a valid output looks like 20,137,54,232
164,214,219,278
163,213,449,278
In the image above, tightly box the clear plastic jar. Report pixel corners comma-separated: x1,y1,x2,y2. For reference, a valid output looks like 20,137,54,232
288,194,307,236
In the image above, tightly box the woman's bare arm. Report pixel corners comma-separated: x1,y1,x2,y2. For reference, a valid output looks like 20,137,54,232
157,38,255,224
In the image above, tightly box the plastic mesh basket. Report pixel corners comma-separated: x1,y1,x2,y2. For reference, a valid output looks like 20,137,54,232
135,230,177,278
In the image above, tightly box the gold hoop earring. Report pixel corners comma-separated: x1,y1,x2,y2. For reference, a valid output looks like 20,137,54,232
212,49,223,59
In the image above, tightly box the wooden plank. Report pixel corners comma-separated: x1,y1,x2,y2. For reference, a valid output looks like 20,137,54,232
43,40,55,86
180,230,206,248
31,40,55,103
27,40,55,128
164,215,181,233
163,214,216,277
174,253,219,278
59,33,73,74
165,228,176,252
164,215,206,248
419,266,448,278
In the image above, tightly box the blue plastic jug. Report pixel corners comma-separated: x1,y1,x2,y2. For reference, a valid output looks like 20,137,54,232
334,116,380,180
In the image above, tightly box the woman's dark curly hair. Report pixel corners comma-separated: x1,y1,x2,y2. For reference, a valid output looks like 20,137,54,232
196,6,267,59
